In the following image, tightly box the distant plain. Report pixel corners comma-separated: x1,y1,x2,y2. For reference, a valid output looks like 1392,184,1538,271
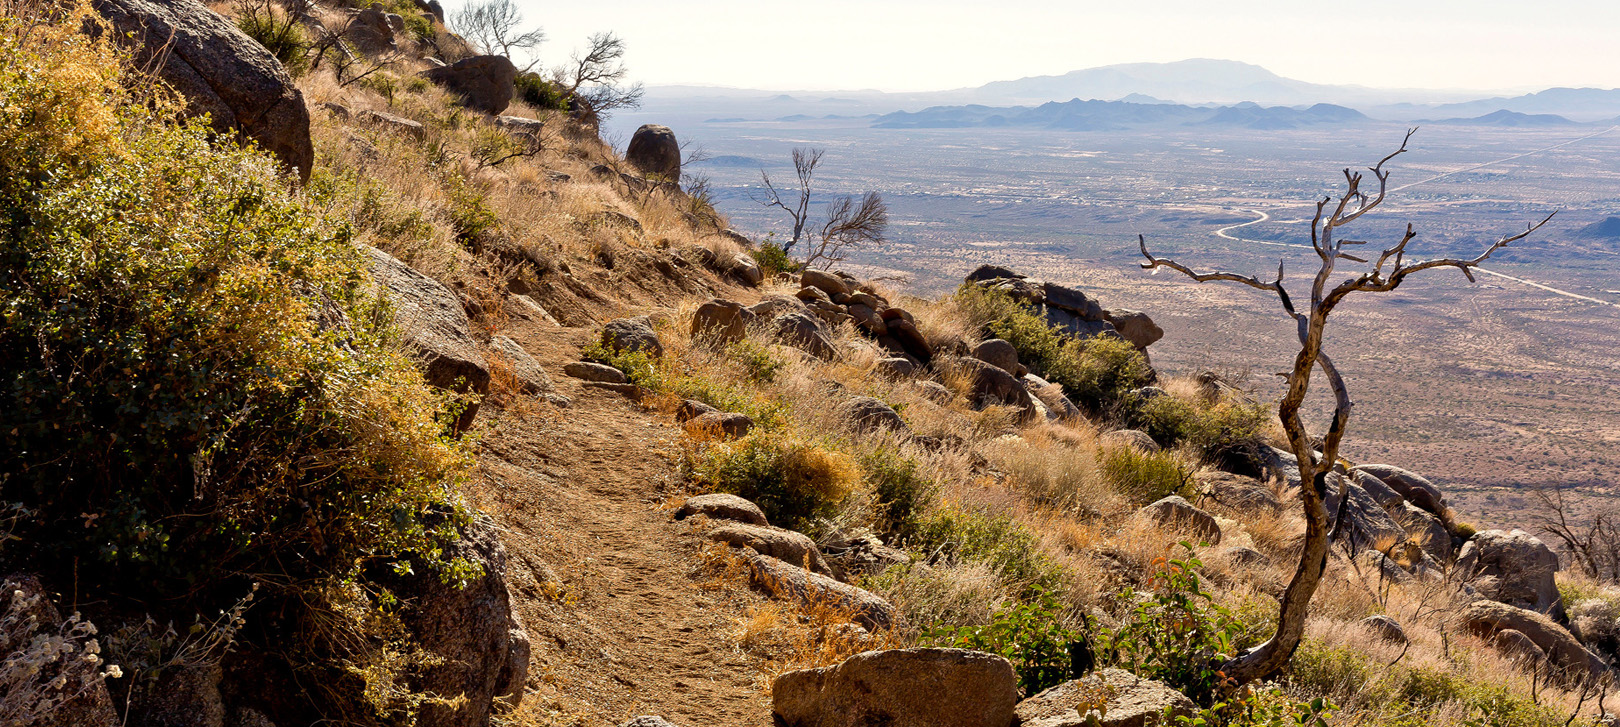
609,111,1620,529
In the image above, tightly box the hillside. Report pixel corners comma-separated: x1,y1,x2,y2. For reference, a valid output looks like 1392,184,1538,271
4,3,1620,727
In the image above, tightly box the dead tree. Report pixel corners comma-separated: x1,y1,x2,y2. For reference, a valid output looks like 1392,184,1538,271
450,0,544,64
1138,129,1553,684
756,147,823,252
555,32,643,121
802,192,889,270
1532,485,1620,583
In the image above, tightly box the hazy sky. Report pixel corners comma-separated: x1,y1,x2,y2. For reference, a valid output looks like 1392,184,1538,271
478,0,1620,93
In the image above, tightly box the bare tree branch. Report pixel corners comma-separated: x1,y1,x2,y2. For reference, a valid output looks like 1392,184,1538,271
803,192,889,270
1137,130,1554,684
450,0,544,67
754,147,822,253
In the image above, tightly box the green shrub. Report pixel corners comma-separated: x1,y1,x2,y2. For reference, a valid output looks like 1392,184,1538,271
444,173,499,243
1095,548,1246,704
236,4,310,77
751,240,798,277
1130,393,1271,460
861,446,935,540
582,340,789,429
726,338,784,384
1102,446,1193,504
912,507,1063,597
1177,688,1335,727
514,72,572,111
956,284,1153,416
930,589,1083,695
0,10,471,610
357,72,400,104
684,432,859,532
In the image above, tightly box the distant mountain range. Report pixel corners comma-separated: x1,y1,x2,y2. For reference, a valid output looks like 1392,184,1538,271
873,99,1370,131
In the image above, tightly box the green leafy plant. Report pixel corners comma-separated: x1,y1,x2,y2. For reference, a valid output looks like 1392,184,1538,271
751,239,798,277
1176,687,1336,727
235,0,310,76
514,72,572,111
1102,446,1193,505
930,588,1085,695
1095,547,1247,704
683,432,859,532
861,446,935,540
911,507,1064,598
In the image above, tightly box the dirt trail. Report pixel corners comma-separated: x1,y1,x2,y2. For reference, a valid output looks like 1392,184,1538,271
469,321,772,727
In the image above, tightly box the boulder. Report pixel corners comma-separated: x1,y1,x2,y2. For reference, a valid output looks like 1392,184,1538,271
801,270,853,298
964,264,1025,282
820,529,910,578
1045,308,1120,339
915,380,953,404
1042,282,1106,321
1349,469,1405,510
729,254,764,286
1104,309,1164,350
351,4,399,49
563,361,628,384
690,299,756,345
748,295,809,320
625,124,681,179
1360,615,1408,645
675,399,719,422
0,575,119,727
490,335,552,395
972,338,1020,373
709,523,832,576
1456,529,1564,620
839,396,908,434
364,109,426,139
1138,496,1222,545
957,358,1037,422
422,55,517,114
1493,629,1547,663
1325,476,1406,555
1461,600,1605,679
1016,669,1196,727
602,316,664,357
382,512,530,726
131,663,223,727
364,247,489,430
845,304,888,336
875,357,918,379
1196,470,1279,512
1099,429,1160,453
796,286,831,303
683,411,753,439
1025,375,1081,420
774,312,837,360
885,319,935,364
494,115,546,143
773,648,1018,727
92,0,313,181
1219,546,1269,566
1351,464,1447,519
1396,502,1452,562
675,493,768,527
745,551,896,631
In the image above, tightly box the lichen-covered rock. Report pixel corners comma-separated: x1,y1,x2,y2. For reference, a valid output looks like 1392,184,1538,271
364,246,488,430
774,312,837,360
563,361,628,383
675,493,768,527
93,0,313,181
490,336,552,395
1351,463,1448,519
1456,529,1565,620
956,358,1037,422
840,396,908,434
1462,600,1603,679
602,316,664,357
421,54,517,114
626,124,681,179
382,512,530,727
773,648,1017,727
1099,429,1160,453
1016,669,1196,727
972,338,1019,373
691,299,755,345
1138,496,1222,544
708,523,832,576
745,551,895,631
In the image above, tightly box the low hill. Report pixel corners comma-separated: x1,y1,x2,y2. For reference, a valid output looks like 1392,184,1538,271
874,99,1369,131
1576,216,1620,239
1427,109,1580,126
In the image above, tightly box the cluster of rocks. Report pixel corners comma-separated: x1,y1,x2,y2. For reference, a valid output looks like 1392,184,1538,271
771,648,1195,727
964,265,1164,355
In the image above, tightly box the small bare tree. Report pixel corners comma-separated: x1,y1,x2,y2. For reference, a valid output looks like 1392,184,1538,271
756,147,823,253
802,192,889,270
1532,486,1620,583
450,0,544,65
1138,129,1552,684
555,32,643,121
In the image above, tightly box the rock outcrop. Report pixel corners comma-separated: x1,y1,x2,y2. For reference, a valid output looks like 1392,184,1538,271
1138,496,1222,544
92,0,313,181
956,358,1038,422
1016,669,1196,727
745,551,896,630
773,312,838,360
626,124,681,179
839,396,908,434
1099,429,1160,453
364,247,489,430
422,55,517,114
1456,529,1565,620
964,268,1158,349
772,648,1019,727
490,335,552,395
691,299,755,345
1351,464,1448,519
1462,600,1605,680
708,523,833,576
675,493,769,527
602,316,665,357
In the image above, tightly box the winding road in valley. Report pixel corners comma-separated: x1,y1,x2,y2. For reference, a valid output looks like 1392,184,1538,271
1209,126,1620,309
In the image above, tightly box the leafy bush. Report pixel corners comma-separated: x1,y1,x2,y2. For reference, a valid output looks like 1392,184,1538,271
1288,640,1563,727
861,446,936,540
514,72,572,111
0,5,471,614
1095,549,1248,705
957,284,1153,416
726,338,785,384
930,589,1084,695
751,240,799,277
583,341,789,429
1102,446,1193,505
685,432,859,531
235,0,310,77
912,507,1063,597
1177,687,1335,727
1130,393,1271,460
